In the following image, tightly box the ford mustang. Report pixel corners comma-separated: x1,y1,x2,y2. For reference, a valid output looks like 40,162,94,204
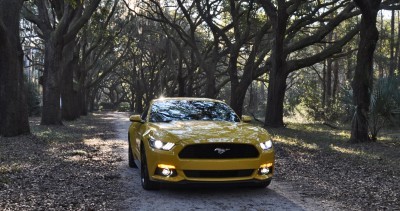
128,97,275,190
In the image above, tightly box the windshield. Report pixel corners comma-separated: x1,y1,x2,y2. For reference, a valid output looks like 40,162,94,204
149,100,240,123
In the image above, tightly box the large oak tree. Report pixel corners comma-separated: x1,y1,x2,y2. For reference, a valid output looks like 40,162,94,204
260,0,360,127
23,0,100,125
0,0,30,137
350,0,382,143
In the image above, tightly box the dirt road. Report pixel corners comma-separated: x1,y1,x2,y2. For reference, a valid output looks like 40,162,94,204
111,112,341,211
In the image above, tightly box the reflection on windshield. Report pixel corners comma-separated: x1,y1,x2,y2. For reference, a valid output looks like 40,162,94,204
149,100,240,123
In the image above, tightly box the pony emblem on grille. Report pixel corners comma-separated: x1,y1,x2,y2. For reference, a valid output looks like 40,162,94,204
214,148,230,154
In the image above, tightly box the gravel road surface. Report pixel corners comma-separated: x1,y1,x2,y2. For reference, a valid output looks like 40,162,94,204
111,112,341,211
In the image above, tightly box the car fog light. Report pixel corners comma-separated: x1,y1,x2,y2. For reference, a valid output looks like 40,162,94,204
258,163,273,175
161,168,173,176
260,167,270,175
156,164,177,177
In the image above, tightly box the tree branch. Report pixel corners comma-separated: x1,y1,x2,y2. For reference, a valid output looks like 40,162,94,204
63,0,101,44
285,2,358,54
287,24,360,73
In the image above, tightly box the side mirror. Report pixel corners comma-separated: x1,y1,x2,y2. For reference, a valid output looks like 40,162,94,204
242,115,252,123
129,115,143,123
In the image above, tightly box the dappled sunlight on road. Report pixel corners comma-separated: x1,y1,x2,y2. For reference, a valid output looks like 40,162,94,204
274,136,320,150
329,144,380,159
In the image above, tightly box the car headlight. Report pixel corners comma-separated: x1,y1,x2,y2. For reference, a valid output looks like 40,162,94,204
148,138,175,151
260,140,273,150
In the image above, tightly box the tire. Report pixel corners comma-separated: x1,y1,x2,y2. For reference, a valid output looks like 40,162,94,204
140,144,159,190
128,134,137,168
255,179,271,188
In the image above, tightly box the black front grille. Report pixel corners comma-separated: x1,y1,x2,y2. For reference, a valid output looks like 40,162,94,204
178,143,259,159
184,169,254,178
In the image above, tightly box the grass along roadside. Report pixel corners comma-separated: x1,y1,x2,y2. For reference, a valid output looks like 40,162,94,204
269,123,400,210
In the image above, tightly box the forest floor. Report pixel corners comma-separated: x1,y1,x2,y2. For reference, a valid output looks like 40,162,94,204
269,122,400,210
0,113,126,210
0,112,399,210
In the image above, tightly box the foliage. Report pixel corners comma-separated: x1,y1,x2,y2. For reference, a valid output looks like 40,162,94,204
284,71,324,121
99,102,115,111
117,102,130,112
65,0,83,8
15,0,400,135
369,77,400,140
296,74,324,120
339,85,356,122
25,79,41,116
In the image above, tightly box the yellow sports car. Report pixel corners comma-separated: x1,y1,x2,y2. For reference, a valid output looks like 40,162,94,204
128,97,275,190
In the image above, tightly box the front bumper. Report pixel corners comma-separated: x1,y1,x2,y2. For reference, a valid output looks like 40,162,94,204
144,145,275,183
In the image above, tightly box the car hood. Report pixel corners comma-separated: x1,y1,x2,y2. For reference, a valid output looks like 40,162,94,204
147,121,271,144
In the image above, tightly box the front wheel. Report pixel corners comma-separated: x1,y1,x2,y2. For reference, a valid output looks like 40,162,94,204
140,144,159,190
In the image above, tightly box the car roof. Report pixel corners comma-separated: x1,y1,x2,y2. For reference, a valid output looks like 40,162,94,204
151,97,225,104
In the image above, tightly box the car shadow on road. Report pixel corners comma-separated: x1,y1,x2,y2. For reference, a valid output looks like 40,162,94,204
119,166,306,211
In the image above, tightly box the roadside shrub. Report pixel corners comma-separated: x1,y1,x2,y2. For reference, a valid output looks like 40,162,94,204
25,80,41,116
369,77,400,140
117,102,130,112
99,102,115,110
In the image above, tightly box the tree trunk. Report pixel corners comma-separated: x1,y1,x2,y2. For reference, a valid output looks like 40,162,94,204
61,41,80,121
22,0,101,125
228,44,255,117
264,69,288,127
322,63,326,109
389,9,395,77
346,47,354,82
177,52,185,97
264,0,288,128
135,79,144,114
396,11,400,74
332,59,339,104
76,69,88,116
89,97,95,112
79,88,88,116
88,88,98,112
204,59,217,98
129,87,135,112
187,66,194,97
0,0,30,137
230,80,253,118
350,0,382,143
41,36,64,125
77,69,88,116
186,52,195,97
61,63,77,121
230,88,245,118
228,48,242,116
378,12,384,79
325,57,333,110
229,49,251,117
